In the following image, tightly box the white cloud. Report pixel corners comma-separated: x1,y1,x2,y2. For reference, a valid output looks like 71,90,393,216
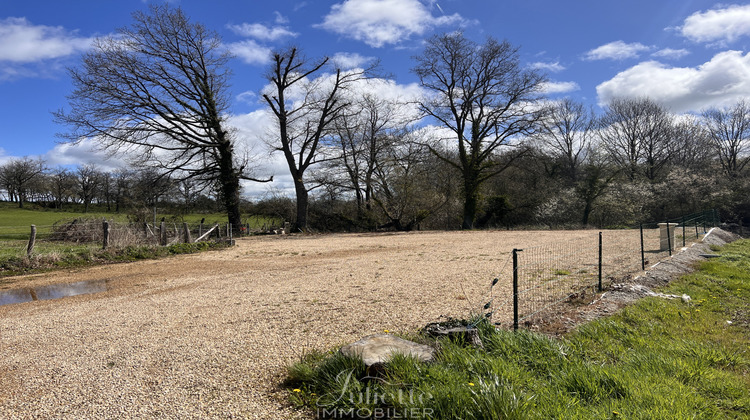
225,40,272,65
43,139,128,172
530,61,565,72
229,110,294,197
317,0,467,48
596,50,750,113
584,41,651,61
680,4,750,44
651,48,690,60
236,91,257,105
0,148,9,166
274,11,289,25
0,17,93,63
240,75,428,197
331,52,375,69
541,81,580,94
226,22,298,41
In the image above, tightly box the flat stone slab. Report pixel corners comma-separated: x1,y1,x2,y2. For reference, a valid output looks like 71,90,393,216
340,334,435,367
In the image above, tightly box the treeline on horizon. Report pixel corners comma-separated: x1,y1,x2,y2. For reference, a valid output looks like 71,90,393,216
2,96,749,231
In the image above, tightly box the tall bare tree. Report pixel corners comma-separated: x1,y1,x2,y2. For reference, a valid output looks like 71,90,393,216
413,32,547,229
54,5,269,228
0,157,45,208
670,116,713,172
599,97,674,182
263,47,366,230
535,98,595,184
49,167,76,210
702,100,750,179
76,164,101,213
330,92,416,221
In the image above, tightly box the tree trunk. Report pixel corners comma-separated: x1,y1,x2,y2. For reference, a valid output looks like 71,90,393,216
461,173,480,230
294,178,308,232
582,202,592,226
217,142,243,231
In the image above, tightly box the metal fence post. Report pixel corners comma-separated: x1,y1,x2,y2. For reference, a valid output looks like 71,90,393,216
598,232,603,292
695,221,699,239
666,220,672,256
512,248,520,332
639,223,645,270
682,215,686,247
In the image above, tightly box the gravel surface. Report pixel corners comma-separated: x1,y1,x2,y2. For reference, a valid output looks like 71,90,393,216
0,229,683,418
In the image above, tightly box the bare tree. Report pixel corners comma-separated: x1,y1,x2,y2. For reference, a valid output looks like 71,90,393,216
76,164,101,213
49,167,76,210
669,116,713,172
263,47,367,230
535,98,595,184
54,5,269,228
599,97,674,181
413,32,547,229
0,157,46,208
111,168,134,212
329,92,417,222
371,133,450,231
702,100,750,179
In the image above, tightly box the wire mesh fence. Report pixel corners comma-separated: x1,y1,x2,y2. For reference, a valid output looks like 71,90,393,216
0,218,266,261
509,209,719,330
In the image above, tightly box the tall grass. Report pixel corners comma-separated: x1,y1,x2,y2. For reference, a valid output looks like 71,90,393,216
286,240,750,419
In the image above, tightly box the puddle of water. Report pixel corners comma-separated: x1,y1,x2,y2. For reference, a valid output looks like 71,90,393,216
0,279,109,307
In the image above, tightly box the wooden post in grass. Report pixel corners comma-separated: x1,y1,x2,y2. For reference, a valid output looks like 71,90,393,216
183,222,192,243
26,225,36,257
102,220,110,250
160,221,167,246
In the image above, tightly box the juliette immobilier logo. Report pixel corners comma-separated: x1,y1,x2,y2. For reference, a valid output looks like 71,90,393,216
316,369,434,419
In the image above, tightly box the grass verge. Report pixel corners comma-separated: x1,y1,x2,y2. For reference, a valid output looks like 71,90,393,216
285,240,750,419
0,241,231,281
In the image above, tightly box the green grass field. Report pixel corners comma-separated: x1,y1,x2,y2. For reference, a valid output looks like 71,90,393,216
0,202,277,239
286,240,750,419
0,201,278,277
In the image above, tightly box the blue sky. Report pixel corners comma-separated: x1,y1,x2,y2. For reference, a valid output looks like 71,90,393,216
1,0,749,195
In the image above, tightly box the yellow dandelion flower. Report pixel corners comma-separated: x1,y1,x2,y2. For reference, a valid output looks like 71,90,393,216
293,389,301,393
468,382,475,386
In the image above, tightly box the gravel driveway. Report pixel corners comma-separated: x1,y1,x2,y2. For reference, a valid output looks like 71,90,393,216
0,230,639,418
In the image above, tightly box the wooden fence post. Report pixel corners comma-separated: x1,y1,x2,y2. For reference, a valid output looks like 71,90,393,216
183,222,192,243
160,221,167,246
103,220,110,250
27,225,36,257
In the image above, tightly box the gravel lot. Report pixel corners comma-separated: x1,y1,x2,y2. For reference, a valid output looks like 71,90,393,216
0,229,669,418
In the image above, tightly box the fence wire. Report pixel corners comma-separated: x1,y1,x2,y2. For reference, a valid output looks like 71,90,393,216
512,209,719,328
0,219,260,260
